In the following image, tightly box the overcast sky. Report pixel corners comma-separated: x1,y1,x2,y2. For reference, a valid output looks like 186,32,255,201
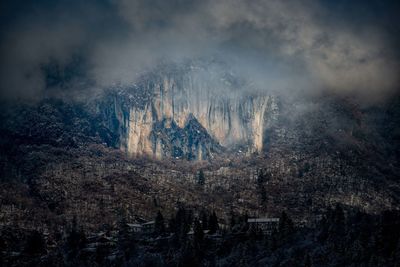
0,0,399,102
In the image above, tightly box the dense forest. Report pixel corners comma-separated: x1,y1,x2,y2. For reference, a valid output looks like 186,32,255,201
2,205,400,267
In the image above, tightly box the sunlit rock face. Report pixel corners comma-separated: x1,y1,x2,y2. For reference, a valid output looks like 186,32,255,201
104,61,279,160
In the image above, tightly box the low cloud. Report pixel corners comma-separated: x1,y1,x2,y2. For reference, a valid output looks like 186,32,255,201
0,0,398,102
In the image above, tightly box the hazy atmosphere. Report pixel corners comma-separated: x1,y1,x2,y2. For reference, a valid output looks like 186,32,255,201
1,1,400,267
1,0,399,101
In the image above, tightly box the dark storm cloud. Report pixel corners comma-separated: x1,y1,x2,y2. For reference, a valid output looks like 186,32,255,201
0,0,399,101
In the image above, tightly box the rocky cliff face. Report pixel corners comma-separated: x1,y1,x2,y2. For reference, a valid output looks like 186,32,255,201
100,61,279,160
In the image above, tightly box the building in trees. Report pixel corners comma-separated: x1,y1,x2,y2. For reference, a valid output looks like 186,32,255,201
142,221,155,234
248,217,279,235
127,223,143,233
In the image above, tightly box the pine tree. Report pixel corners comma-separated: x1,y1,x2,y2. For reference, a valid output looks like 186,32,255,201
260,186,267,203
201,211,208,230
117,209,129,239
174,207,190,248
193,219,204,254
278,211,294,242
168,216,177,233
328,204,345,252
241,212,250,232
229,210,237,231
117,209,135,260
332,204,345,236
197,170,205,186
208,211,219,234
155,210,166,236
65,216,87,261
175,207,190,234
256,169,269,204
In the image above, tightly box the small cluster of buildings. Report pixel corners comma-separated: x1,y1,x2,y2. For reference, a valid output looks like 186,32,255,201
127,220,155,234
124,217,281,236
247,217,280,235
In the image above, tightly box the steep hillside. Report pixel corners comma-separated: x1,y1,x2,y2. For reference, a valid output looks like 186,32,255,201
1,69,400,266
1,81,399,226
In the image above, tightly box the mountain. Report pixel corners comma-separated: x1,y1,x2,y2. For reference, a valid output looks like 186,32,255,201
95,60,279,160
1,59,400,266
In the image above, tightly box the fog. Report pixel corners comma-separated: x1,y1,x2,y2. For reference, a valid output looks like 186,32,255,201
0,0,399,103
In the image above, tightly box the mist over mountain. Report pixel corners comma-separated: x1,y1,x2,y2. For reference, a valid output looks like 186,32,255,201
1,0,399,102
1,1,400,267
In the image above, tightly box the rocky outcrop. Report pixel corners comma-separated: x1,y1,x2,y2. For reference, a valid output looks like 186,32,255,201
102,61,279,160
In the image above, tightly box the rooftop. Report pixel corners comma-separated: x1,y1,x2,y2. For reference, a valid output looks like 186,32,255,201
127,223,142,228
248,218,279,223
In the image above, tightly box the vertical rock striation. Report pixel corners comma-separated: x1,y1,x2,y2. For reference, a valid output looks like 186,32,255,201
102,61,278,160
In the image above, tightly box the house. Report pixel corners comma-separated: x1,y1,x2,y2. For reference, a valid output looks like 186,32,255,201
127,223,143,233
124,220,156,234
248,217,279,235
142,220,155,233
